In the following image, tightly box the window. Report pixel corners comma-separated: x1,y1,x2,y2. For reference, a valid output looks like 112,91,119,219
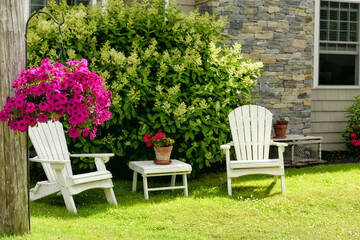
30,0,97,14
314,0,360,87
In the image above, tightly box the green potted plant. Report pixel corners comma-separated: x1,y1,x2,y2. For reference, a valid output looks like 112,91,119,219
273,118,289,138
143,129,175,165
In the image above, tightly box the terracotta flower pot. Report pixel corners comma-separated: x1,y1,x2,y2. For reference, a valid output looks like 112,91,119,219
154,146,173,165
273,124,287,138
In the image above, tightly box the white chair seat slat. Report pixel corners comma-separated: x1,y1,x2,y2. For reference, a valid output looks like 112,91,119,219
69,171,113,185
230,159,281,169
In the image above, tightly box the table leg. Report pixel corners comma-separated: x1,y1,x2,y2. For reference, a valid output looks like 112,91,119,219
132,171,138,192
143,175,149,200
183,174,188,197
171,175,176,191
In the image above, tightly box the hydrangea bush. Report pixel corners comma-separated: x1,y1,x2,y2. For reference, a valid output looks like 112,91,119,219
343,96,360,154
0,58,112,139
26,0,262,173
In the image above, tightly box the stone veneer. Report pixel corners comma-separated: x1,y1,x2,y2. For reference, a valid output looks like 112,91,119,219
196,0,314,135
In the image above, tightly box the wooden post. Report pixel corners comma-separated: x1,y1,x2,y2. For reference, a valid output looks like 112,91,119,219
0,0,30,235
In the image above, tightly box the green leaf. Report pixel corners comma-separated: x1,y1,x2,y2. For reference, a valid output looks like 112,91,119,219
92,140,102,145
74,143,83,148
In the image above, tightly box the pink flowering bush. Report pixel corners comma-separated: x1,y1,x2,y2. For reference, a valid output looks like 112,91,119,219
343,96,360,154
349,126,360,147
143,129,175,148
275,118,289,125
0,58,112,139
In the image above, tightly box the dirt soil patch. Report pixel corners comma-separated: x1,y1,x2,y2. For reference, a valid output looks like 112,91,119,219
322,151,360,164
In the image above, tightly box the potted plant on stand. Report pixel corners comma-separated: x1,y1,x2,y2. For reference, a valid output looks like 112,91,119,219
143,129,175,165
273,118,289,138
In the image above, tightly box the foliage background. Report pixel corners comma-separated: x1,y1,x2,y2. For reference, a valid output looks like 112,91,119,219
27,0,262,176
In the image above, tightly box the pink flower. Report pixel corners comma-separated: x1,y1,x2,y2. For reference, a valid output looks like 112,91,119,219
351,132,357,139
38,113,48,123
0,110,9,122
73,83,83,94
69,127,79,138
82,127,90,137
14,96,25,108
36,82,46,96
38,101,49,111
354,126,359,130
90,127,97,139
27,116,37,126
155,129,166,140
17,120,27,132
58,82,68,91
73,94,84,103
25,102,36,113
4,98,15,112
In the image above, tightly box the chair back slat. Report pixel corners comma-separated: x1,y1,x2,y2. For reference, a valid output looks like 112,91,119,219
257,106,265,160
250,105,258,160
29,121,73,182
229,105,273,161
263,109,272,159
229,109,244,160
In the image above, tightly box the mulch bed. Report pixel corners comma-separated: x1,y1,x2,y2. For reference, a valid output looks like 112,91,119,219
321,151,360,165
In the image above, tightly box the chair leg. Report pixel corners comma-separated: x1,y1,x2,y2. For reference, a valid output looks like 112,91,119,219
61,191,77,214
227,178,232,196
182,174,188,197
104,188,118,206
143,176,149,200
171,175,176,192
132,171,138,192
281,175,286,194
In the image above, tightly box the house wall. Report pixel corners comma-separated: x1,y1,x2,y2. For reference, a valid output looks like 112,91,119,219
177,0,195,13
311,89,359,150
195,0,314,135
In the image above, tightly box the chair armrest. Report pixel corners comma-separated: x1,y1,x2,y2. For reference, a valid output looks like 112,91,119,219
270,141,288,147
220,142,234,150
220,143,231,150
69,153,114,158
69,153,114,163
30,156,70,164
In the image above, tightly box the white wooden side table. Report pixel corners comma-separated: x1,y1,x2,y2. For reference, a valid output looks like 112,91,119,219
129,160,192,200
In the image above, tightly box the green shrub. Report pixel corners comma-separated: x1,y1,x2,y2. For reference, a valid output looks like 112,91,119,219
343,96,360,154
27,0,262,174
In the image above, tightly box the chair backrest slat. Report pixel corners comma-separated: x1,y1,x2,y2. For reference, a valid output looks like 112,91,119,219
228,105,273,161
263,109,272,159
29,121,73,182
257,106,265,160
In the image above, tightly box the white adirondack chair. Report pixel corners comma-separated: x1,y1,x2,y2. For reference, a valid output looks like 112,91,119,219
220,105,288,196
28,121,118,214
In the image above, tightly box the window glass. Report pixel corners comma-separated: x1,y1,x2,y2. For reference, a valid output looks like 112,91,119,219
30,0,91,13
317,1,360,86
319,54,356,85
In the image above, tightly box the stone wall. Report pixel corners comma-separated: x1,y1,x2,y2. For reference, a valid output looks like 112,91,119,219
196,0,314,135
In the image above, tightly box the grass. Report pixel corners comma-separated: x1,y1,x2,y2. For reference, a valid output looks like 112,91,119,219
2,163,360,239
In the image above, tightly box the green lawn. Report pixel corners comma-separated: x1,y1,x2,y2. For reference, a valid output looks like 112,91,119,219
2,163,360,239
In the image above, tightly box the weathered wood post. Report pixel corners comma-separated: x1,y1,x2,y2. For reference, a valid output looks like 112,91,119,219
0,0,30,235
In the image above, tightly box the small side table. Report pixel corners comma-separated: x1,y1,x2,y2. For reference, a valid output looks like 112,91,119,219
129,160,192,200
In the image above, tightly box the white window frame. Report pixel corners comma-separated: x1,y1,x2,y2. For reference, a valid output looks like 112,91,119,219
30,0,104,15
314,0,360,89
